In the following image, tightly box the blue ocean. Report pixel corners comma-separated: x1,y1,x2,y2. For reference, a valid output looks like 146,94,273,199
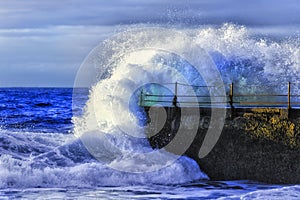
0,87,299,199
1,25,300,199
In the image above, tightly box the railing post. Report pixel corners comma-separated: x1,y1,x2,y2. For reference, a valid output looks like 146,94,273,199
173,82,178,107
175,82,178,97
229,83,234,118
288,81,291,110
139,89,144,106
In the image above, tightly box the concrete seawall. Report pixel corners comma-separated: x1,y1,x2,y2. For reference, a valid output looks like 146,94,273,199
144,106,300,184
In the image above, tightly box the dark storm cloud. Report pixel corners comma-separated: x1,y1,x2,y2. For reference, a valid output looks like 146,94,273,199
1,0,300,29
1,0,300,86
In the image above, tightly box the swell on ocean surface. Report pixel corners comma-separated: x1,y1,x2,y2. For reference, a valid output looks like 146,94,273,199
0,24,300,198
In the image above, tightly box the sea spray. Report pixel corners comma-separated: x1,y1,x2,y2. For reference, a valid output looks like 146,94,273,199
1,24,300,189
73,23,300,178
73,26,228,172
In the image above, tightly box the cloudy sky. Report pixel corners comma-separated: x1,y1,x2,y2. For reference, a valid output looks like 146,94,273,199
1,0,300,87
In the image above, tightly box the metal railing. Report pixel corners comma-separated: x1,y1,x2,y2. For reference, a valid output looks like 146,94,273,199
139,82,300,109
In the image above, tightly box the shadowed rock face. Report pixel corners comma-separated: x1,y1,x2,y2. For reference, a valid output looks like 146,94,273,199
147,106,181,149
145,107,300,184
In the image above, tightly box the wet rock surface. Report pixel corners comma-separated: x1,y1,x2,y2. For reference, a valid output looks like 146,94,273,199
146,107,300,184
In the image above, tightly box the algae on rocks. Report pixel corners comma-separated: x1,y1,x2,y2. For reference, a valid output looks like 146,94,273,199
243,108,300,148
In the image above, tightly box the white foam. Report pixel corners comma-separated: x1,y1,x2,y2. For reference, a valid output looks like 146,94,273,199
241,185,300,200
72,24,300,184
0,154,206,188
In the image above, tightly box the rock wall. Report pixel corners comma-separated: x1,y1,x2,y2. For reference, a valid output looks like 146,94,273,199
145,107,300,184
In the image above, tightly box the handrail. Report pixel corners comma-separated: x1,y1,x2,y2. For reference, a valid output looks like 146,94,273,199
149,81,300,88
139,82,300,109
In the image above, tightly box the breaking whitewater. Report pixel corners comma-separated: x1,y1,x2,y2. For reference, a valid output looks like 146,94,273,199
1,24,300,199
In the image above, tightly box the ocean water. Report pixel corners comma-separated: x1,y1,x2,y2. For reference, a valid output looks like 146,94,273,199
1,25,300,199
0,88,298,200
